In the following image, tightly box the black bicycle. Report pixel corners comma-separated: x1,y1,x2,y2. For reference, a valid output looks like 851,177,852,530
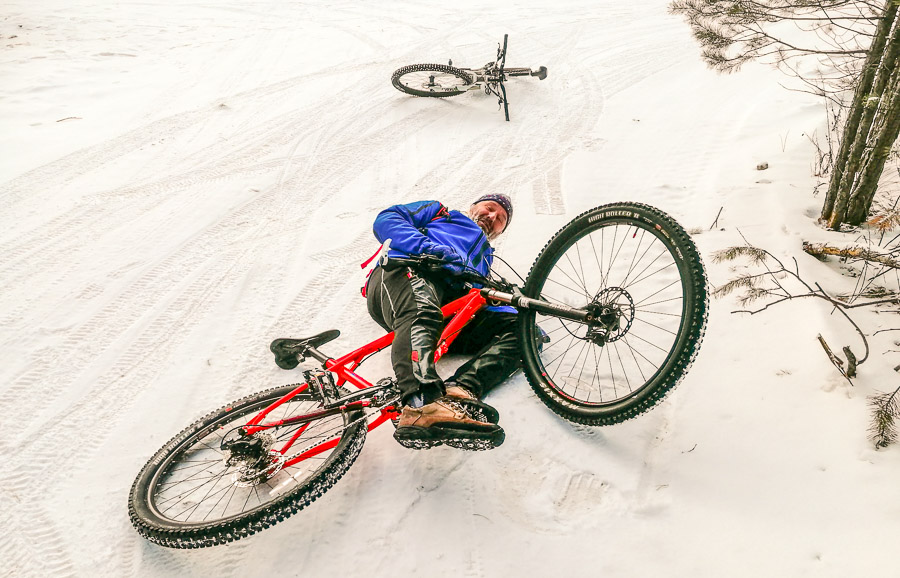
391,34,547,121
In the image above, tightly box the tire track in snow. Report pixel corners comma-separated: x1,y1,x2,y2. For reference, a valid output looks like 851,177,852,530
0,73,435,357
0,489,77,577
0,22,471,316
2,44,463,448
1,7,697,573
1,41,480,578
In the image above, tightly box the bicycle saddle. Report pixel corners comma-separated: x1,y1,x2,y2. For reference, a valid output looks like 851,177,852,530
270,330,340,370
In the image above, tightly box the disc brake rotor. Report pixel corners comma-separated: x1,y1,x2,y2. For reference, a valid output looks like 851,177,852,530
586,287,635,344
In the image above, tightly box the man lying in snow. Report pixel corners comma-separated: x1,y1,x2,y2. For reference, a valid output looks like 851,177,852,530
365,194,519,451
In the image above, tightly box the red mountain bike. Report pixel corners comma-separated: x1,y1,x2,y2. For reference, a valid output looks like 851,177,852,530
128,202,708,549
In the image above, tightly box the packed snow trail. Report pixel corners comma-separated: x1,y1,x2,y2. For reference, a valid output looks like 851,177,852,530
2,1,898,576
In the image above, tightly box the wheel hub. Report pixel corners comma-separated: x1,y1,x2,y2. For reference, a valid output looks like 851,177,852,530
221,431,284,487
584,287,635,345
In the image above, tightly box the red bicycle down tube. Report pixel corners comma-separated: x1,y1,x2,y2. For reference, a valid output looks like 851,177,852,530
253,288,488,465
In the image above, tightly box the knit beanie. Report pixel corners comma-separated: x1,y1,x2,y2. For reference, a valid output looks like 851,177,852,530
471,194,513,230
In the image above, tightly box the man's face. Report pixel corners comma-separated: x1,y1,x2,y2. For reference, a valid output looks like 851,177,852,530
468,200,509,240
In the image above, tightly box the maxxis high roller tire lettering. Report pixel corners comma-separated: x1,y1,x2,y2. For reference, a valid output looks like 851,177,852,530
391,64,474,97
516,202,708,426
128,384,367,548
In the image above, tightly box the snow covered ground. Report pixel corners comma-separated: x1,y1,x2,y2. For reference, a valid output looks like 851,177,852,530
2,0,898,576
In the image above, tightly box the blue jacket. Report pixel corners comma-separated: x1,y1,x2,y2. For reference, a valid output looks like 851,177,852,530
372,200,514,314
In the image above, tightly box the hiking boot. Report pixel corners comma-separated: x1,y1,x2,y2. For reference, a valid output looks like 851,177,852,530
444,383,500,424
393,398,504,451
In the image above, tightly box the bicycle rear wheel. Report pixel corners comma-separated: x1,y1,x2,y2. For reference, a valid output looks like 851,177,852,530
129,384,366,548
391,64,474,97
517,203,708,425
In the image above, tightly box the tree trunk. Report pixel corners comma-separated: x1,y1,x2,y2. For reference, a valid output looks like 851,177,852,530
822,1,898,226
845,64,900,223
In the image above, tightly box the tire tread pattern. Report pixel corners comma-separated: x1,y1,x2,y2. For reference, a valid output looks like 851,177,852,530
517,202,709,426
391,63,474,98
128,384,366,549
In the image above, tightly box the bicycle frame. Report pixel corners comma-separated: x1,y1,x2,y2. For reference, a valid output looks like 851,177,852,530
457,34,541,121
239,286,492,466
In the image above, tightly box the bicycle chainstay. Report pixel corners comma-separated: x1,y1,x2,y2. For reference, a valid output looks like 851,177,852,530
248,377,401,462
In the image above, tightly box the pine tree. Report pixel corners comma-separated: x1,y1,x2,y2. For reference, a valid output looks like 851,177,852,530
671,0,900,229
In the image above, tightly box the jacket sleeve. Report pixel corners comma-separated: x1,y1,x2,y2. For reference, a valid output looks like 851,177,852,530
372,200,444,255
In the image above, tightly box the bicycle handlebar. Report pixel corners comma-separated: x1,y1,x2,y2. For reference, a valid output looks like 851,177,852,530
382,254,593,323
381,254,510,291
497,34,509,121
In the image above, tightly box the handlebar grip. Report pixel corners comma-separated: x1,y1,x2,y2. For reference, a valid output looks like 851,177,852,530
381,255,444,272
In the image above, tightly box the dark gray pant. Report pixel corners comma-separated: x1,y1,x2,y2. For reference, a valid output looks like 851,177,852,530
366,266,520,405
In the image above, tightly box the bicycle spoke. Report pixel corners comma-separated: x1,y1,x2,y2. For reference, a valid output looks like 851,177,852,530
159,469,231,515
157,460,224,495
602,225,618,287
589,233,604,291
633,278,682,308
638,295,684,308
548,331,581,381
165,459,221,474
590,343,604,403
145,390,360,526
622,335,649,382
632,316,678,336
558,254,591,300
204,480,239,522
625,330,671,354
618,229,652,288
634,308,682,318
629,259,678,289
526,212,698,409
606,341,618,399
573,239,591,299
566,339,591,399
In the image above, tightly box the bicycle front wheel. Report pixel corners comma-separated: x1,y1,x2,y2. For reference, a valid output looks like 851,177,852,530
129,384,367,548
517,203,708,426
391,64,474,97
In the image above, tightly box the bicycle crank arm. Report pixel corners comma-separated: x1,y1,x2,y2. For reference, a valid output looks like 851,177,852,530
481,288,591,323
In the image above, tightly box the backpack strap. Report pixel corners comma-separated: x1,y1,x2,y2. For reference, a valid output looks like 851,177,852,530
360,242,384,269
430,204,450,221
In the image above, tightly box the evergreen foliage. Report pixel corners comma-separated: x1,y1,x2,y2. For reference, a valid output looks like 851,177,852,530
671,0,900,229
869,387,900,448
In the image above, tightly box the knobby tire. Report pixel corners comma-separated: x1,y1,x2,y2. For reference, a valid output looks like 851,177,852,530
516,202,708,425
128,384,366,548
391,64,474,98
